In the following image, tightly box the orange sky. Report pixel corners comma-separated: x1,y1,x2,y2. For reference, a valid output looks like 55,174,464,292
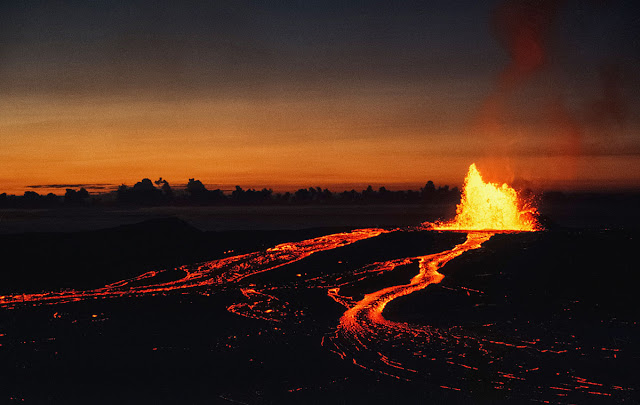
2,84,639,195
1,1,639,195
0,85,473,194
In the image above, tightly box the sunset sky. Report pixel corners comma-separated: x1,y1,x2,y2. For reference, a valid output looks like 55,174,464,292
1,0,639,194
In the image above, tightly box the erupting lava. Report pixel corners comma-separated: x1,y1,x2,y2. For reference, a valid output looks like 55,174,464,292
431,163,540,231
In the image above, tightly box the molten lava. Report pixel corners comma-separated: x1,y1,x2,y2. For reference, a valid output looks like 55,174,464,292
0,228,387,308
432,163,540,231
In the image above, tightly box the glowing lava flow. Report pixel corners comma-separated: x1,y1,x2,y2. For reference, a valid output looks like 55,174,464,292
329,232,494,369
337,232,493,330
0,228,386,308
328,232,494,378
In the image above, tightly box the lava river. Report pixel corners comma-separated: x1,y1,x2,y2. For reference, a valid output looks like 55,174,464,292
327,231,494,377
0,228,387,308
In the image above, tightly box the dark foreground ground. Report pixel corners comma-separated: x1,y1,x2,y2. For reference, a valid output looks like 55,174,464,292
0,202,639,404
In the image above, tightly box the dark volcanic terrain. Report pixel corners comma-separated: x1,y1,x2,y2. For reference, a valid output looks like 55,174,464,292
1,207,638,404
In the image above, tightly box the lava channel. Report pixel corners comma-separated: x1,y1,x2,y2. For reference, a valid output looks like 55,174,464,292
0,228,387,308
328,231,494,378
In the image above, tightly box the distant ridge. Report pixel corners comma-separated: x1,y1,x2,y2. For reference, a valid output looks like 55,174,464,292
104,216,203,236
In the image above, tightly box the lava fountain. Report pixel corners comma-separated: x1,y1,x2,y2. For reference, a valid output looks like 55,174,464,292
431,163,540,232
331,163,542,379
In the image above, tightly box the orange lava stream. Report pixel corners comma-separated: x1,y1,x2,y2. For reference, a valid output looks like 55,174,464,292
0,228,387,308
326,232,628,401
339,232,493,328
329,232,494,376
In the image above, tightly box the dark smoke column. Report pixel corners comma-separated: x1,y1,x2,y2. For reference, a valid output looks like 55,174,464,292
475,0,580,184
